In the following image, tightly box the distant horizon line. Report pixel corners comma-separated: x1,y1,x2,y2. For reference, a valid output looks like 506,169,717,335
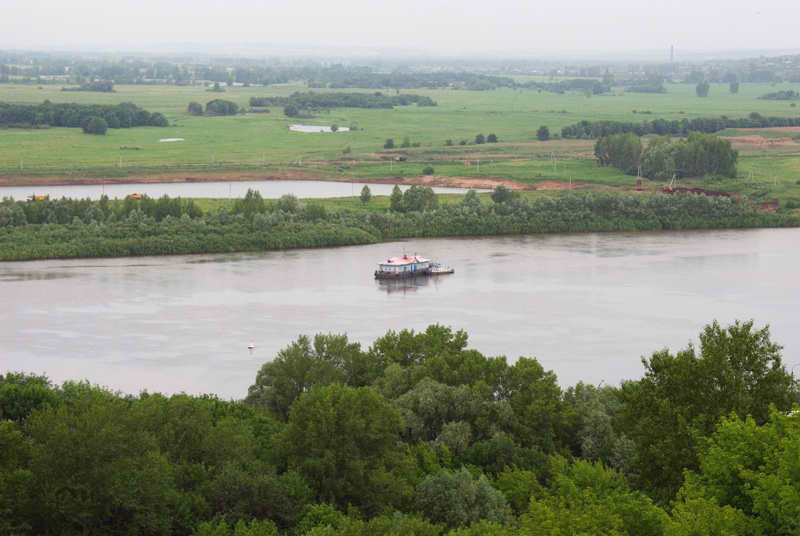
2,43,800,63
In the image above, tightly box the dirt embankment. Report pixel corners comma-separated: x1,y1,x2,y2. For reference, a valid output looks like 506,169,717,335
0,170,540,192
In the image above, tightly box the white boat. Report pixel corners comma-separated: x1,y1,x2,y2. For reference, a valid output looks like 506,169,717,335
429,263,454,275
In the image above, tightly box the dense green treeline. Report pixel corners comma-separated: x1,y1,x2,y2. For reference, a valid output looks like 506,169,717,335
2,321,798,534
561,112,800,139
0,100,168,129
249,92,436,110
595,132,739,179
2,189,799,261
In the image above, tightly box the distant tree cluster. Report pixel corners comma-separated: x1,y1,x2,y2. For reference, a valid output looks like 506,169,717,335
249,92,437,110
758,89,799,100
520,78,609,94
204,99,239,116
389,184,438,212
595,131,738,179
695,81,710,97
624,83,666,93
61,80,114,92
0,101,167,129
561,112,800,139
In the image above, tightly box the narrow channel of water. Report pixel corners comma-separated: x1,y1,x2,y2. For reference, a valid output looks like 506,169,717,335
0,179,480,201
2,228,798,399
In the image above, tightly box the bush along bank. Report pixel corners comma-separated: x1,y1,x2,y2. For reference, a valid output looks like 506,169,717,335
1,190,798,261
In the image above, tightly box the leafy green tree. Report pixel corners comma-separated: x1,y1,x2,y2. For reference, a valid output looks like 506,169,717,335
188,101,204,116
475,133,486,145
389,184,404,212
520,457,668,536
696,81,710,97
232,188,266,218
416,468,512,530
594,133,642,175
284,384,413,515
729,81,740,94
616,320,794,503
246,333,371,420
669,410,800,535
536,126,550,141
401,136,411,148
150,112,169,127
81,115,108,135
490,185,513,204
487,133,498,143
639,136,675,181
403,185,438,212
330,124,339,132
360,185,372,204
275,193,302,214
422,165,435,176
0,420,33,535
284,104,299,117
670,131,738,179
460,189,482,209
193,519,279,536
25,388,174,535
495,467,544,516
205,99,238,116
384,139,395,149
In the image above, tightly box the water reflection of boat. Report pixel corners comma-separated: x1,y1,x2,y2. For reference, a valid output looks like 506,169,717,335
376,275,432,294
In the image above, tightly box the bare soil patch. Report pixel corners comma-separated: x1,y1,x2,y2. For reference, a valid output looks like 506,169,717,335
722,135,798,147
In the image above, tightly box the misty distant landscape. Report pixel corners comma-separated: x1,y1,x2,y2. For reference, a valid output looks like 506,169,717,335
2,1,800,535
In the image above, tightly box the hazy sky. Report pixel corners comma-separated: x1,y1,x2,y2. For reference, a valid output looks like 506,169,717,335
2,0,798,54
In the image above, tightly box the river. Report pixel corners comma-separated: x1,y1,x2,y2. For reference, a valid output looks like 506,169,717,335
2,228,798,399
0,179,480,201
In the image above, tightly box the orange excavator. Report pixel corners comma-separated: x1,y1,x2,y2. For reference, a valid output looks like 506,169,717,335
126,193,143,200
663,174,676,193
27,195,48,202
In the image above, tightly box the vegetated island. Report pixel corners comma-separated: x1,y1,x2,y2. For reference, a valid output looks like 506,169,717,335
1,186,798,261
1,319,798,534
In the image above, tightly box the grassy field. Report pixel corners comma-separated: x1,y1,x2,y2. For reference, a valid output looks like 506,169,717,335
1,81,800,205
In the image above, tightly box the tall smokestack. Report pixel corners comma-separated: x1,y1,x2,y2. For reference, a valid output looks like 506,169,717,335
671,45,674,63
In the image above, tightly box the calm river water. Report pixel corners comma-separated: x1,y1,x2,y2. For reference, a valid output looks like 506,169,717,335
2,228,798,399
0,180,479,201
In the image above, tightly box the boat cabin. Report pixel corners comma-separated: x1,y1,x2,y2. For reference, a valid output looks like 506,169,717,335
375,255,430,277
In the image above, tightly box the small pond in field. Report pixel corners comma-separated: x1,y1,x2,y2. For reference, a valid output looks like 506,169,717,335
289,124,350,133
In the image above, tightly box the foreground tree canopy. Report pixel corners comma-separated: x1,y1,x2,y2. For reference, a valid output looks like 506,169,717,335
2,320,797,535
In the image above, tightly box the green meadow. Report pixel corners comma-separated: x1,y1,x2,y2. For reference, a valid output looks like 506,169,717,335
1,81,799,204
